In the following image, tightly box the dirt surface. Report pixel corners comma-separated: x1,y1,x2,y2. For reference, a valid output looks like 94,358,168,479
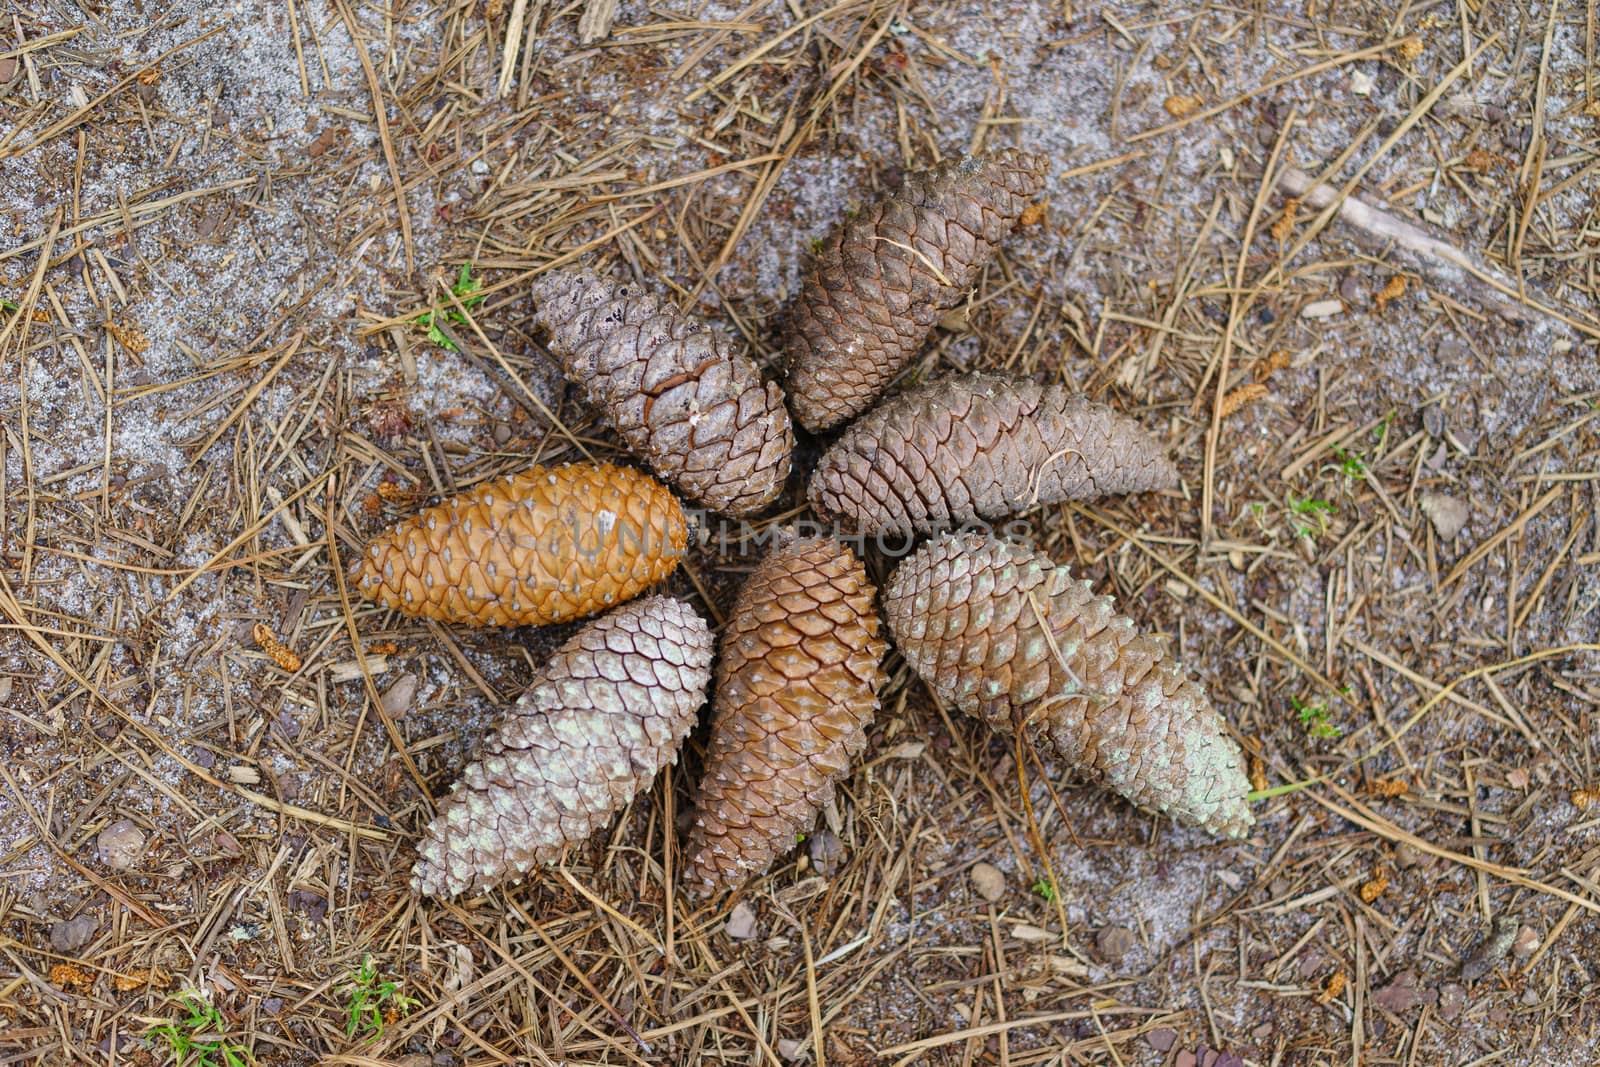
3,1,1599,1064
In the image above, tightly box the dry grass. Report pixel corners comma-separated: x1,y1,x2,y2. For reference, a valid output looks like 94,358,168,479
2,2,1599,1065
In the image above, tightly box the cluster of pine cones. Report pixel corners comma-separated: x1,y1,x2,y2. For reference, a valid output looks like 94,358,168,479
351,149,1254,901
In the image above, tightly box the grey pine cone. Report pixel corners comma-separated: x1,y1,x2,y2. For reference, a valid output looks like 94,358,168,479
413,595,714,898
809,372,1178,537
530,267,793,515
883,532,1253,838
783,149,1050,431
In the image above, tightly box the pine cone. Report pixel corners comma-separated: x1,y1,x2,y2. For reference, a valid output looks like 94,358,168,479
883,532,1252,837
684,535,886,895
810,372,1178,537
413,596,713,898
783,149,1050,431
529,267,793,515
352,462,686,626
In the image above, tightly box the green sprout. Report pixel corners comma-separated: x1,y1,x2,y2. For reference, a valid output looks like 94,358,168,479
343,955,416,1043
1371,410,1395,451
147,993,252,1067
1328,445,1367,481
1291,695,1341,740
1030,878,1057,902
1287,495,1334,538
415,263,485,352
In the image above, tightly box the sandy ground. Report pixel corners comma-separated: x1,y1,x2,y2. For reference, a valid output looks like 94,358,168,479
2,0,1598,1064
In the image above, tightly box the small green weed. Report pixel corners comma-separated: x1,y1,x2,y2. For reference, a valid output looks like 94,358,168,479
1371,410,1395,450
415,263,485,352
1030,878,1057,902
343,955,416,1042
1286,495,1334,538
1291,695,1341,740
148,993,251,1067
1328,445,1366,481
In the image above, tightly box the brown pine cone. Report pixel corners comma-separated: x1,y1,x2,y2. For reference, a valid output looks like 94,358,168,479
884,532,1253,838
810,372,1178,537
413,596,713,898
530,267,793,515
352,462,686,626
683,535,887,895
784,149,1050,431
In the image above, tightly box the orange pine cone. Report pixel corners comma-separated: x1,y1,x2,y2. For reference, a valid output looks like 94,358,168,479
683,534,886,895
351,462,687,626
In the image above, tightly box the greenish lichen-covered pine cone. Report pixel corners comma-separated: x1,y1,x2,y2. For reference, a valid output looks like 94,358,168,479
884,532,1253,838
413,596,714,898
783,149,1050,431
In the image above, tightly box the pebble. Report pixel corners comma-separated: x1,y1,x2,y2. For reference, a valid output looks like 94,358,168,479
0,57,18,83
1512,925,1541,960
1393,841,1423,869
50,914,98,953
725,902,759,941
1095,925,1135,962
1175,1050,1197,1067
96,819,146,870
381,673,420,718
776,1037,807,1062
1146,1028,1177,1052
970,862,1006,902
396,1056,431,1067
1420,492,1470,541
1373,969,1434,1012
807,829,845,878
1438,983,1466,1020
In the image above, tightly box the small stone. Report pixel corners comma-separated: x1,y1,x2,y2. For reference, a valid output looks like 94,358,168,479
970,862,1006,902
396,1056,431,1067
1374,970,1435,1013
1147,1028,1177,1052
1507,767,1530,789
1420,492,1470,541
1301,298,1344,319
1350,69,1373,95
0,57,19,83
1512,925,1540,960
287,889,328,922
1422,405,1446,438
97,819,146,870
1461,916,1519,982
776,1037,807,1061
1214,1055,1244,1067
725,902,759,940
380,673,419,718
1394,841,1423,869
261,997,284,1014
1438,983,1466,1020
50,915,97,953
807,829,845,878
1175,1051,1198,1067
1095,925,1135,962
